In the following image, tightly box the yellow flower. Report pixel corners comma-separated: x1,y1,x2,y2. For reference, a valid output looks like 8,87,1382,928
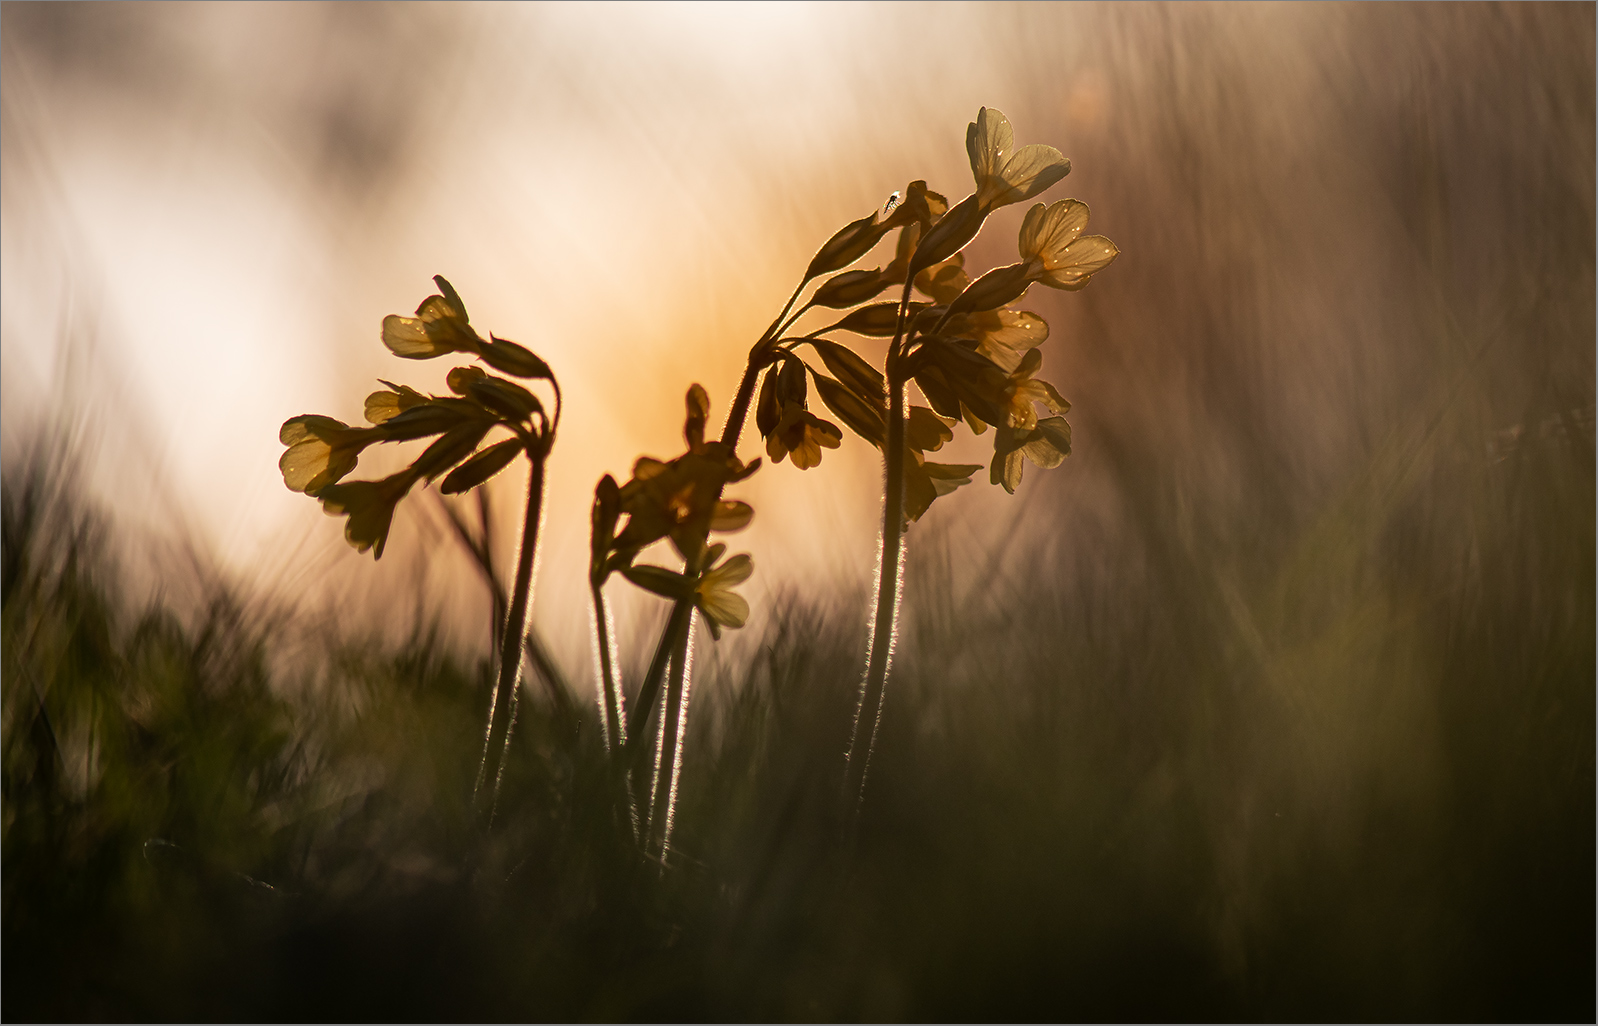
694,545,753,639
999,347,1070,432
615,452,756,563
932,197,1115,331
947,308,1049,374
363,381,431,424
278,415,383,495
613,388,760,564
381,276,483,360
1017,199,1119,291
967,107,1072,214
903,451,982,523
766,401,842,469
910,109,1070,275
990,417,1072,494
316,467,420,559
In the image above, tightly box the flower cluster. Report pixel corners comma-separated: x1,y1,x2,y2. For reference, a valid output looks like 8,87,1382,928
278,276,558,558
753,107,1118,507
589,384,759,638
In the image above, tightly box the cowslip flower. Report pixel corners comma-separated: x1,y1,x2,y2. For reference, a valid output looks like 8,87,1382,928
381,278,483,360
968,108,1072,214
766,401,842,469
938,197,1119,334
967,309,1049,374
990,416,1072,494
693,544,753,639
316,467,420,558
613,385,759,564
998,347,1070,432
911,108,1072,274
279,415,383,495
757,355,844,470
363,381,431,424
1016,198,1119,291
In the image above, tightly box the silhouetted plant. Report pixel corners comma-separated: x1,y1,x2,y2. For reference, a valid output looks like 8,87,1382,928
587,385,760,852
276,108,1113,853
741,108,1118,808
279,275,560,816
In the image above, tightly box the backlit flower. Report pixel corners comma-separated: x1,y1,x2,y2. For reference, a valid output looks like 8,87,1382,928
998,347,1069,432
766,401,843,469
613,386,760,564
694,546,753,639
279,415,383,495
1017,199,1119,291
381,276,483,360
316,467,420,559
967,107,1071,214
363,382,431,424
910,109,1071,275
990,416,1072,494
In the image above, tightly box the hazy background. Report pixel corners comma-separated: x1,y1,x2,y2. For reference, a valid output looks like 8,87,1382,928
1,2,1593,1019
4,2,1591,654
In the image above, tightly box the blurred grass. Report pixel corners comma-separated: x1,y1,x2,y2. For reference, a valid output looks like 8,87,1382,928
3,348,1592,1020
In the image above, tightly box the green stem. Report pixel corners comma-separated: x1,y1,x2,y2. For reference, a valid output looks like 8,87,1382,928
627,599,691,798
761,279,810,348
591,581,640,838
474,446,546,811
622,297,780,850
844,278,915,810
591,583,624,755
719,358,764,449
649,619,693,857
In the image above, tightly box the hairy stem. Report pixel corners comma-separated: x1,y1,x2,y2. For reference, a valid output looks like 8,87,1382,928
474,448,546,810
845,374,906,809
628,599,691,804
622,355,764,791
649,619,693,857
719,358,764,449
845,278,916,810
591,583,624,754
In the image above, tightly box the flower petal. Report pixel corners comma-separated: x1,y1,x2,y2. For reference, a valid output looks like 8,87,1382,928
990,447,1026,494
1040,235,1120,290
973,310,1050,373
710,500,754,532
698,589,749,630
966,107,1014,188
706,552,754,587
279,438,333,493
998,145,1070,206
382,314,450,359
1019,199,1090,262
